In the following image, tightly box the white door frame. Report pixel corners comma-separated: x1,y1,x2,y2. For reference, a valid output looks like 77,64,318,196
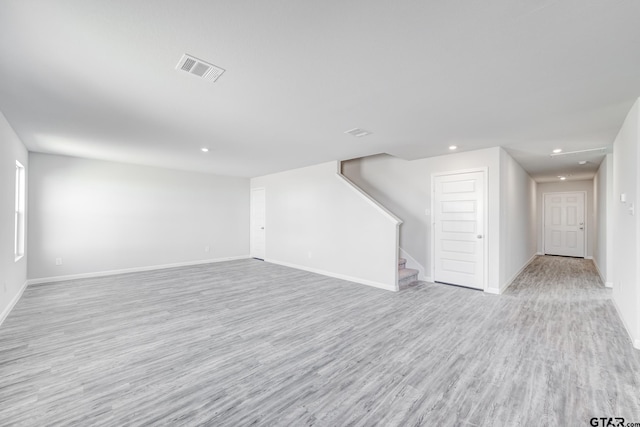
250,187,266,260
430,167,489,291
542,191,587,258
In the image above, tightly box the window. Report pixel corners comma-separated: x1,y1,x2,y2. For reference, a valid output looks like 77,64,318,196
14,161,25,261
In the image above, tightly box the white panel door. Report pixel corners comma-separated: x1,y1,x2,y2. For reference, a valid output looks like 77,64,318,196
250,188,266,260
434,171,485,290
544,192,585,257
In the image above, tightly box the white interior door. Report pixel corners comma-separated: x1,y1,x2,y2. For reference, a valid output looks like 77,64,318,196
544,192,585,257
250,188,266,260
433,171,485,290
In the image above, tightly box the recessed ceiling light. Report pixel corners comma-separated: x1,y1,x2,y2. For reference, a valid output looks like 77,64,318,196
201,148,209,152
558,176,566,180
553,148,562,153
449,145,458,150
344,128,372,137
578,160,587,165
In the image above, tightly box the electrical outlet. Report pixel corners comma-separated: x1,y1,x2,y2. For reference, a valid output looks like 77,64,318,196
204,246,210,253
55,258,63,266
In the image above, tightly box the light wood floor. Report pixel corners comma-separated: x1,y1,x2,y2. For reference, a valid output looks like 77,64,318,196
1,256,639,426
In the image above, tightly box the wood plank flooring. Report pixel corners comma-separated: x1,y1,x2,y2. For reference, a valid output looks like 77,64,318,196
0,255,639,426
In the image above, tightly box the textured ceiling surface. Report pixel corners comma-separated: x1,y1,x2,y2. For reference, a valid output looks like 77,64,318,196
1,0,639,179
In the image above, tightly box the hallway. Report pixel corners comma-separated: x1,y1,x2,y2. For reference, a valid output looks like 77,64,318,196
492,255,640,423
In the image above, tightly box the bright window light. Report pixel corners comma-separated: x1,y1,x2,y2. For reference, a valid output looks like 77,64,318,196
14,161,25,261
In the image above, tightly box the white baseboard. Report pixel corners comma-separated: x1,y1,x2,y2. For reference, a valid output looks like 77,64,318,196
536,252,544,256
27,256,251,285
264,258,397,292
612,296,640,350
0,280,29,327
497,253,538,294
424,276,433,283
585,255,593,259
590,258,608,287
484,287,500,295
399,248,426,281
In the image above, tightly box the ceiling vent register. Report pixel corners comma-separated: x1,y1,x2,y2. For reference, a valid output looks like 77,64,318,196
176,54,225,82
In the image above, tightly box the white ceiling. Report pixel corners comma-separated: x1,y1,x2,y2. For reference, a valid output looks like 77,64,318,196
1,1,639,180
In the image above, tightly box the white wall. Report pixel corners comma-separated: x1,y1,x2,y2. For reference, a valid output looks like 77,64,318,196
28,153,250,281
536,180,595,257
593,154,613,286
0,112,29,323
251,161,400,291
499,148,537,291
611,98,640,349
343,147,508,291
342,153,432,277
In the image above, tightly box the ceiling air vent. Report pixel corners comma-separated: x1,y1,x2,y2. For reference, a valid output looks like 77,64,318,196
344,128,372,137
176,54,225,82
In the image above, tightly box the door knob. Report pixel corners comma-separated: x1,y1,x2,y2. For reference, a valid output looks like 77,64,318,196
477,235,483,239
579,227,584,230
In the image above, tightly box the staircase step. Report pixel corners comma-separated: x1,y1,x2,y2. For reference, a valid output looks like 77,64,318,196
398,258,407,269
398,267,419,290
398,267,418,280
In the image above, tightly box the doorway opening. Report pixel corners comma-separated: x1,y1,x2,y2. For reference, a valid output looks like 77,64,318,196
250,188,266,260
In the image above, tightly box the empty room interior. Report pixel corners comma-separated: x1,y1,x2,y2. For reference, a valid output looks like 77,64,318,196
2,1,640,425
